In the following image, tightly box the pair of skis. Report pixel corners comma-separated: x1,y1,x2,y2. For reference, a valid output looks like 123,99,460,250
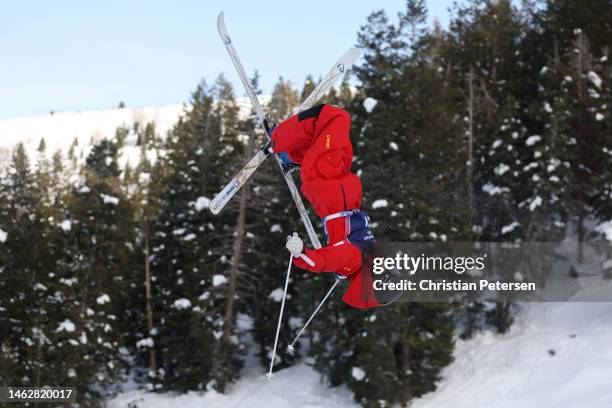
212,12,359,379
211,12,360,252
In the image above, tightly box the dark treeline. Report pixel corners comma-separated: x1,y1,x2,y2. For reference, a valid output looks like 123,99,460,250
0,1,610,407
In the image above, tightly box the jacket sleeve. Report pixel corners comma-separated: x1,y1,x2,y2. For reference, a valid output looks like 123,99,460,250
293,244,361,275
293,244,380,309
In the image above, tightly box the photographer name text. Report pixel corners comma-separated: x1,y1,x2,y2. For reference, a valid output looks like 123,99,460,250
374,278,536,292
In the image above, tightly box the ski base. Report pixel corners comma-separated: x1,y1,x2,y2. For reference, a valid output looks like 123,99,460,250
210,147,269,214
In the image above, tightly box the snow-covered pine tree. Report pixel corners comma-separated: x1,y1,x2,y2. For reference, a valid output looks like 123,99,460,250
0,144,85,394
118,122,167,389
0,167,12,380
0,144,52,386
151,77,247,392
54,137,134,403
34,138,53,208
445,0,540,334
535,0,612,266
519,35,578,243
589,52,612,256
152,83,216,391
353,1,470,243
205,75,250,392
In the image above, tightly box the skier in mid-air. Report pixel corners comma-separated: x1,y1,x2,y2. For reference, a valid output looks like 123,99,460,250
270,104,380,309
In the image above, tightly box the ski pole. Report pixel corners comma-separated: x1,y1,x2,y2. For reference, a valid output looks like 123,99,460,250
267,255,293,380
287,279,340,353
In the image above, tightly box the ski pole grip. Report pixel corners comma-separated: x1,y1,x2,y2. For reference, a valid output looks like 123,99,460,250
299,254,315,267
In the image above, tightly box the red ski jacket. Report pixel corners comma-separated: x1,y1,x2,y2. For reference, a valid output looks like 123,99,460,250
272,104,379,309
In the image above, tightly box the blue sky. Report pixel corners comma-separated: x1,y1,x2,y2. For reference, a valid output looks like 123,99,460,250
0,1,456,118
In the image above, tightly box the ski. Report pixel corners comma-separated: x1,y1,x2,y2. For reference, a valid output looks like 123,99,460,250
216,12,267,124
210,12,360,225
212,12,360,249
294,48,361,114
210,144,270,214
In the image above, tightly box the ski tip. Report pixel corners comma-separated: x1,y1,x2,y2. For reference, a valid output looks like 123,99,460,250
217,11,225,27
209,201,222,215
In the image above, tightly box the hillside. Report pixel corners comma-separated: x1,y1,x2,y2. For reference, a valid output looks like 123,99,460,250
0,98,261,168
109,301,612,408
0,105,184,165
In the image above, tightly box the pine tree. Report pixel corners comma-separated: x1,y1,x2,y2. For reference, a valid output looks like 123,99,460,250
300,74,316,101
151,83,219,391
118,122,167,390
205,75,249,391
0,144,81,392
519,34,578,242
535,0,612,264
54,137,134,403
152,77,247,392
268,76,300,121
0,170,12,380
0,144,44,385
591,53,612,246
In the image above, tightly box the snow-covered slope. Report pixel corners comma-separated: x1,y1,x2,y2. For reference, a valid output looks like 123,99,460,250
110,363,355,408
415,302,612,408
0,97,261,168
0,105,185,165
109,301,612,408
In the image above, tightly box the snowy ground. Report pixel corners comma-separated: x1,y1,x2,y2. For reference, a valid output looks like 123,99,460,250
110,300,612,408
414,301,612,408
110,363,354,408
0,105,184,165
0,98,262,169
